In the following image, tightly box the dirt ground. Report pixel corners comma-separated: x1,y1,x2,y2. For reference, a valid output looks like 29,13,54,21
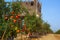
14,34,60,40
39,34,60,40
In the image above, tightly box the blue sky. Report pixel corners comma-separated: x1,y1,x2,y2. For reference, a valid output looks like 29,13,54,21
39,0,60,32
5,0,60,32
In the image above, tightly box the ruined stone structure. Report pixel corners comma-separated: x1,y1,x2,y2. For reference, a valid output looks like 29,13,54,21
21,0,41,17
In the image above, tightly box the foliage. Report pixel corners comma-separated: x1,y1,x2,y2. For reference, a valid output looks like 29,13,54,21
0,0,28,39
0,0,53,40
42,22,53,34
24,13,43,33
55,30,60,34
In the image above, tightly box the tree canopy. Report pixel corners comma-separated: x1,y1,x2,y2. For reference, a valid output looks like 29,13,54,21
55,30,60,34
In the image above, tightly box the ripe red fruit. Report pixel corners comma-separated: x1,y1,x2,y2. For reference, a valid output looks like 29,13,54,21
10,16,14,19
16,15,19,19
13,19,16,23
